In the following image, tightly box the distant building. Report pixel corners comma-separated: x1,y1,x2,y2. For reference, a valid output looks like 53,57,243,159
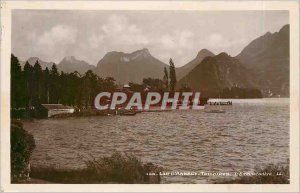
144,86,150,92
123,84,130,89
116,84,131,91
36,104,75,118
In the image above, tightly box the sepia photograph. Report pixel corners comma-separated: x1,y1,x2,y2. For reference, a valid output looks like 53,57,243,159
1,1,299,192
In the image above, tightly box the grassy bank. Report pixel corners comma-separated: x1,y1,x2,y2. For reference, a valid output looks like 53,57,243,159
30,152,162,184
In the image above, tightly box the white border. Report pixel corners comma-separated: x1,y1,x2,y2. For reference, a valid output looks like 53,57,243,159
1,1,299,192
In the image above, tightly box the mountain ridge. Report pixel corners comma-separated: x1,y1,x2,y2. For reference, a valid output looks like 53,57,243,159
176,49,215,80
58,56,95,74
19,57,55,70
95,48,168,84
14,24,289,97
236,24,289,96
178,52,258,97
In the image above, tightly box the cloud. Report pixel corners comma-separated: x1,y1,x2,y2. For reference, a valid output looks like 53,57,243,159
37,25,77,47
88,15,149,49
207,33,247,48
12,10,288,66
160,30,194,50
208,33,229,47
27,25,78,62
86,16,195,65
88,34,105,49
158,30,194,64
101,15,127,34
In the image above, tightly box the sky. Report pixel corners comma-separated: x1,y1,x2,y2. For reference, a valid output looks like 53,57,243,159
12,10,288,67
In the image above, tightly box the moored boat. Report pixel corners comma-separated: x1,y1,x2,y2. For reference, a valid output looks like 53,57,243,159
119,111,137,116
205,95,226,113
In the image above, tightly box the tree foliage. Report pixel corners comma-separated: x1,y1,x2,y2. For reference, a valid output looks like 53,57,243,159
169,58,176,92
163,67,169,90
221,86,263,98
11,54,24,108
142,78,164,92
10,54,117,112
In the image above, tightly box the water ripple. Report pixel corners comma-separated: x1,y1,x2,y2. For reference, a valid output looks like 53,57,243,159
23,98,289,183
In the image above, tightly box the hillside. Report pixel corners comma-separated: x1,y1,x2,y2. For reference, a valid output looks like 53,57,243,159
58,56,94,74
178,53,258,97
176,49,215,80
95,48,168,84
236,24,289,97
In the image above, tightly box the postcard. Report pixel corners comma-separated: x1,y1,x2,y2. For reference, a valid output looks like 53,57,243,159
0,1,299,192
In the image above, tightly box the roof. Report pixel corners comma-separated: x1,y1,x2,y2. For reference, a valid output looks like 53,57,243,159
41,104,74,110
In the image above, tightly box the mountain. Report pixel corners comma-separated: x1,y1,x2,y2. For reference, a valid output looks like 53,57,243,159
95,48,168,84
20,57,55,69
236,24,289,97
176,49,215,80
58,56,95,74
178,52,257,97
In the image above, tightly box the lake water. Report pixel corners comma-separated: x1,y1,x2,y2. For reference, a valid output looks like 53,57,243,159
23,98,289,183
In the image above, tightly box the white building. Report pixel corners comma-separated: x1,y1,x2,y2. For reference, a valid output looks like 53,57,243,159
40,104,75,117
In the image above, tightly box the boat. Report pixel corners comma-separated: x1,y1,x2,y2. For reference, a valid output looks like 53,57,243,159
208,101,232,105
117,108,137,116
119,111,137,116
205,95,226,113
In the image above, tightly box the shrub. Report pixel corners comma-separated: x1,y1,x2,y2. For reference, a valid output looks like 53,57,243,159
30,152,162,184
84,152,161,183
11,120,36,182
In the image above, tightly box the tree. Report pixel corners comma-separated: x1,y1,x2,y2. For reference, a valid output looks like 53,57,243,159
23,61,33,109
142,78,164,91
41,67,50,103
163,67,169,91
32,61,43,106
82,70,98,108
169,58,177,92
97,77,116,93
128,82,144,92
10,56,119,116
67,72,82,106
179,84,192,92
11,54,24,108
49,64,60,103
